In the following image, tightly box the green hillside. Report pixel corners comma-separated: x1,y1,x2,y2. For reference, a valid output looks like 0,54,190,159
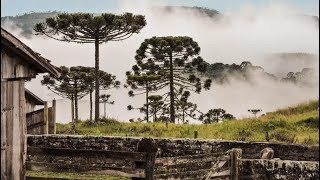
57,100,319,146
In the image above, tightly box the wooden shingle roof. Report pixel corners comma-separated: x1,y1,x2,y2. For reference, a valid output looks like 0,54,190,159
1,27,60,77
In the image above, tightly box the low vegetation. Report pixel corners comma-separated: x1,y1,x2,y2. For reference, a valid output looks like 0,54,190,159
57,100,319,146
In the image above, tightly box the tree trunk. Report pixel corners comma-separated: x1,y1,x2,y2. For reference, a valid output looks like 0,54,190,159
89,88,93,122
75,81,79,121
104,102,106,118
146,82,149,122
71,95,74,121
94,38,100,122
169,51,175,123
71,95,75,134
182,109,185,124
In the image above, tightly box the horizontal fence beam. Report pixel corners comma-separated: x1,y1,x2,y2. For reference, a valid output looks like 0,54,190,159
27,121,46,130
26,162,146,178
155,153,230,166
27,147,147,162
26,108,45,116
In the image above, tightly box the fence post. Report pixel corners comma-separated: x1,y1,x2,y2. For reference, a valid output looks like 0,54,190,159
230,148,242,180
194,131,198,139
48,99,56,134
43,102,48,134
133,138,158,180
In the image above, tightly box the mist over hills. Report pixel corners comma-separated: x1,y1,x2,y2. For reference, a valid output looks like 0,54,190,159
0,6,221,37
1,6,318,38
1,5,318,123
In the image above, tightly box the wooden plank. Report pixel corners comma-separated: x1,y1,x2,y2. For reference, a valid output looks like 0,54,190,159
26,162,145,178
155,161,214,174
19,80,27,180
154,169,209,179
210,169,230,178
133,138,158,180
205,160,229,180
230,149,241,180
48,100,56,134
27,147,147,162
26,108,45,116
155,154,230,166
43,102,48,134
5,81,13,180
12,80,22,180
27,177,79,180
27,121,46,130
1,51,37,80
1,81,7,180
155,168,231,180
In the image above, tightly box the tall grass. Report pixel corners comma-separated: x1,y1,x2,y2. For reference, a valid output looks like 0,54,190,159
57,100,319,146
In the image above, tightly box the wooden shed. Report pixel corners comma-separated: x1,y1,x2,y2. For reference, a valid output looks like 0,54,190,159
25,88,44,113
1,28,60,180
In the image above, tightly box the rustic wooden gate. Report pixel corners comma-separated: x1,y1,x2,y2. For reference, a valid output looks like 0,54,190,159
154,148,242,180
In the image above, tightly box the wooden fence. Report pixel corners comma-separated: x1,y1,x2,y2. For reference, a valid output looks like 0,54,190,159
154,149,241,180
26,100,56,135
26,138,242,180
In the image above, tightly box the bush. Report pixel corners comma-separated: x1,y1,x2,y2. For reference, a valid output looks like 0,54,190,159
271,129,297,144
262,119,288,131
138,125,152,133
302,136,314,146
236,129,252,141
296,117,319,129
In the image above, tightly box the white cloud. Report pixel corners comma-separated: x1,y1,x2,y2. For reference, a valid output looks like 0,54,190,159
3,2,318,123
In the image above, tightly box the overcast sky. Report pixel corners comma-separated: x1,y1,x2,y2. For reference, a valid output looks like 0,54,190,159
2,0,318,123
1,0,319,17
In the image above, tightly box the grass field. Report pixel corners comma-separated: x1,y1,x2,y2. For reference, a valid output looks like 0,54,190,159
57,100,319,146
28,100,318,179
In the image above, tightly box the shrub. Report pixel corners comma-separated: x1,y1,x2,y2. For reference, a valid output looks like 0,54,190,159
302,136,314,146
296,117,319,129
262,119,288,131
271,129,297,144
236,129,252,141
138,125,152,133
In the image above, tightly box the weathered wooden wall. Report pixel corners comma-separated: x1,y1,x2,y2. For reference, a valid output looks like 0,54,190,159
25,100,36,114
26,108,46,135
1,49,37,80
26,101,56,135
1,80,26,180
2,28,60,180
1,48,38,180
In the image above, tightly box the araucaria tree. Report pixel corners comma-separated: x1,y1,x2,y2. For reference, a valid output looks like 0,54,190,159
41,66,90,133
134,36,212,123
34,12,146,121
81,67,120,122
175,88,199,124
199,108,235,124
125,72,162,122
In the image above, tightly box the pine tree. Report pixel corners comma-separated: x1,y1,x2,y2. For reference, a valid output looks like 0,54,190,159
41,66,90,133
34,12,146,121
134,36,212,124
125,71,162,122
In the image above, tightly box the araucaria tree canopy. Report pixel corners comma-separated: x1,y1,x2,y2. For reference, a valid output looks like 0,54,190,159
134,36,212,124
34,12,146,121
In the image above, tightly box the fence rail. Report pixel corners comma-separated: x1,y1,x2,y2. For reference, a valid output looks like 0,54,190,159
154,149,240,180
26,141,241,180
27,100,56,135
26,138,158,179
